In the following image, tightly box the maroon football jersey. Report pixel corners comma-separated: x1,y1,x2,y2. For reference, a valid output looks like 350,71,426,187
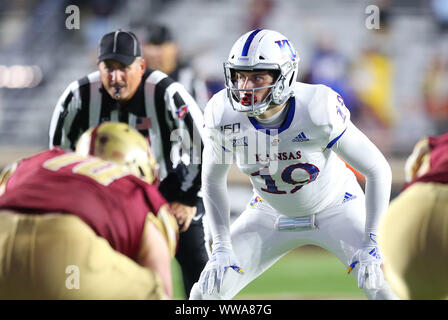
405,132,448,189
0,148,167,260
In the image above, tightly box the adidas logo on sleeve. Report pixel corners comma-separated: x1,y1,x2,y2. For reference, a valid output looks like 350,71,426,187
342,192,357,203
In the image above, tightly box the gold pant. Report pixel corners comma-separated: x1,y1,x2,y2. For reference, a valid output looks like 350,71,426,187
0,210,165,299
379,183,448,299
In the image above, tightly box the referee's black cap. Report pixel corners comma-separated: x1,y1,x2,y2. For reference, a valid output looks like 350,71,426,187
98,29,142,66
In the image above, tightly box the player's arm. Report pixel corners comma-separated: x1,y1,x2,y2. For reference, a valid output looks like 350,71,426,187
318,86,390,289
137,204,179,299
197,111,244,295
315,86,390,241
333,121,391,289
202,133,232,244
333,121,392,240
200,96,233,245
137,217,173,299
49,81,82,150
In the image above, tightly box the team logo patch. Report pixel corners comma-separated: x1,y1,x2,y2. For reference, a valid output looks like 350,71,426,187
337,95,345,106
342,192,357,203
271,138,280,146
250,196,264,207
176,105,188,119
336,95,347,122
221,123,241,134
292,132,309,142
275,39,297,62
369,247,381,259
336,106,347,122
233,136,248,147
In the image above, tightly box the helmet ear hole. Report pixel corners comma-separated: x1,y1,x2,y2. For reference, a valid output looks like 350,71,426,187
138,166,145,178
289,71,296,87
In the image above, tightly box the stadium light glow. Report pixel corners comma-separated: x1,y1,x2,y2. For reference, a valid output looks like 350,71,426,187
0,65,43,88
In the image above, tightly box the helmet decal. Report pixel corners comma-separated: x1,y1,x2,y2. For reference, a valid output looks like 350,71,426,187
274,39,297,62
241,28,263,56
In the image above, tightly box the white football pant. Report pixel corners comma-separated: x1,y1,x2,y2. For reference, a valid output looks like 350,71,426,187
190,177,398,300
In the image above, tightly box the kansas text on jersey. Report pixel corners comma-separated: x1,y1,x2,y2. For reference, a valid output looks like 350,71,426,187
204,82,353,216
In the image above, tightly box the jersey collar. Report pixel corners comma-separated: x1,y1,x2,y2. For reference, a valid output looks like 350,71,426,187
248,97,295,135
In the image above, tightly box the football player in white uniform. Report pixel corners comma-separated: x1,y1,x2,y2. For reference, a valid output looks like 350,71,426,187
189,29,398,300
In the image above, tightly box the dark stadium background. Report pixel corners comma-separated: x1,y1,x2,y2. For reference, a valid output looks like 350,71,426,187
0,0,446,299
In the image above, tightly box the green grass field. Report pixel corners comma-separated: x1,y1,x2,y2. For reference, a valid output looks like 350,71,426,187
172,245,365,300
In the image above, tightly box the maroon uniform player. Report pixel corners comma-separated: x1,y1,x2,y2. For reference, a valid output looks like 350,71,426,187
379,131,448,299
0,122,178,299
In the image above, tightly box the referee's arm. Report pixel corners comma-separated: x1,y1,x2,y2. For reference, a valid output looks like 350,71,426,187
49,81,83,150
159,82,204,206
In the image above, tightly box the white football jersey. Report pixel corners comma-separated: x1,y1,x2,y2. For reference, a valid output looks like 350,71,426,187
203,82,357,216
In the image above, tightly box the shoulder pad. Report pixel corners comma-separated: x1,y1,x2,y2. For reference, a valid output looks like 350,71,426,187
307,84,334,127
204,89,228,129
0,162,18,196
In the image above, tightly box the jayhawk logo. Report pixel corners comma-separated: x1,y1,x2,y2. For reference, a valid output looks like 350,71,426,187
275,39,297,62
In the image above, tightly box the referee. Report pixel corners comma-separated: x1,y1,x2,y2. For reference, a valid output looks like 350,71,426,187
49,29,208,297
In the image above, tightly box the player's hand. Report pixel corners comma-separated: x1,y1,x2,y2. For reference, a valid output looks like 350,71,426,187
348,235,384,290
199,242,244,295
170,202,197,232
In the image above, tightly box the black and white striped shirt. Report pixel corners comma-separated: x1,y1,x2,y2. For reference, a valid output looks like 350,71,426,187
49,68,204,206
170,63,210,112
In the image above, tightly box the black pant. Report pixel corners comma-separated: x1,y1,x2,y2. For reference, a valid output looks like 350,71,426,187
175,199,208,297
